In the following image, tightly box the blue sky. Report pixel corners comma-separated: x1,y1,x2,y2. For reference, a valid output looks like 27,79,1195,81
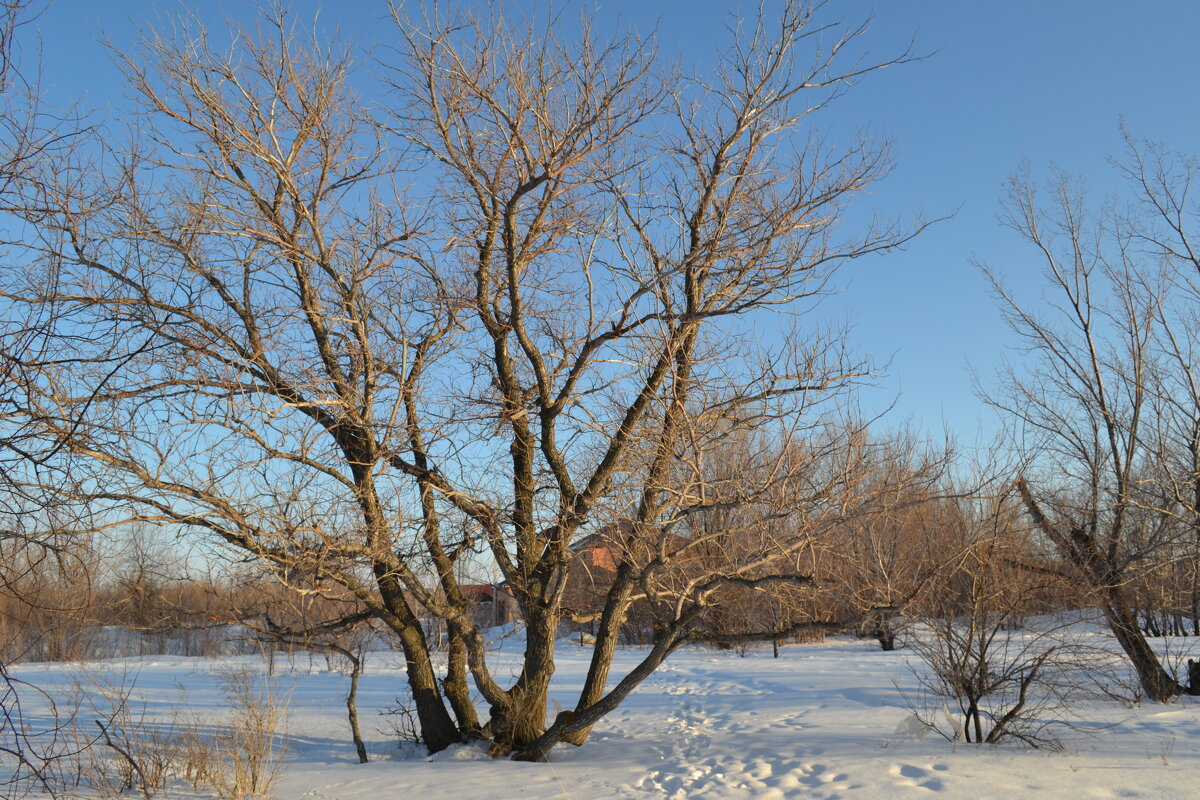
27,0,1200,448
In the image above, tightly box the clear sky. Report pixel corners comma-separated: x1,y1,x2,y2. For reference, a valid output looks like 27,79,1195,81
25,0,1200,450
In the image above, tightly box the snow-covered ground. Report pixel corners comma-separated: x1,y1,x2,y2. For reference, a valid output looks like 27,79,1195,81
11,627,1200,799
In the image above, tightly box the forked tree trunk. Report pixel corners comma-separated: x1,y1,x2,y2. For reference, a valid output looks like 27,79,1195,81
515,633,680,761
964,699,982,744
864,611,898,651
487,607,559,755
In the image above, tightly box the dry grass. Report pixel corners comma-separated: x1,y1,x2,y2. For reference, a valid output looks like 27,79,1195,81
211,667,290,800
69,666,289,799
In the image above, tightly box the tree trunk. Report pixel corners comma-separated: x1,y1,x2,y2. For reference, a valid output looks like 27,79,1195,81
345,653,368,764
377,573,461,752
393,620,462,752
487,607,558,755
562,569,634,746
875,613,898,651
1103,591,1182,702
360,469,462,753
515,633,680,761
1192,516,1200,636
444,622,481,736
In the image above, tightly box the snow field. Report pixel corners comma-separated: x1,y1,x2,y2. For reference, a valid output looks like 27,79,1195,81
12,630,1200,799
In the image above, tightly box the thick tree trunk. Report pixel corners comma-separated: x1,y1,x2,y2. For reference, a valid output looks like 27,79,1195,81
867,612,897,651
1103,590,1182,702
487,607,558,755
1192,519,1200,636
355,466,462,753
393,621,463,752
376,567,461,752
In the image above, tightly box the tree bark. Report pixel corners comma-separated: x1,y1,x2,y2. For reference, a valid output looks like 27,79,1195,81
1102,590,1182,702
487,606,558,755
445,622,481,737
391,619,461,752
561,568,635,746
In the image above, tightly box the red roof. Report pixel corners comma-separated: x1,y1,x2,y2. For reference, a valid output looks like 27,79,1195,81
460,584,496,602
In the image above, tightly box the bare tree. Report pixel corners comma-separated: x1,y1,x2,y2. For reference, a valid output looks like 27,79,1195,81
645,425,948,652
3,1,924,759
1115,131,1200,637
904,490,1074,749
984,162,1200,701
822,431,960,650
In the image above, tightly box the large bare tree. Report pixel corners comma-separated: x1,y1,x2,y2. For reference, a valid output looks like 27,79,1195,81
985,152,1200,701
1116,132,1200,637
2,2,923,758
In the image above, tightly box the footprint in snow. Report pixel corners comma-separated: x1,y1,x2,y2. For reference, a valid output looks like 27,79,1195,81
890,762,946,792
